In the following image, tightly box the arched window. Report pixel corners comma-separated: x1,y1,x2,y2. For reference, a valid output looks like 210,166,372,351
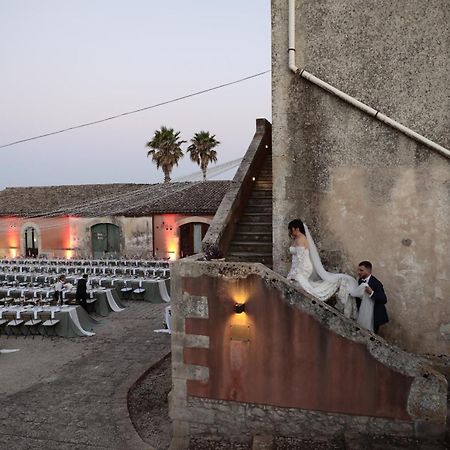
24,227,38,257
179,222,209,258
91,223,120,258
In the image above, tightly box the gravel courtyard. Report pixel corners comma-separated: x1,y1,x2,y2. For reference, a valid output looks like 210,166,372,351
0,301,171,450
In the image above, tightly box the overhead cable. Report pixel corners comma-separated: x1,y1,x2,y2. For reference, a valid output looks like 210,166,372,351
0,70,270,150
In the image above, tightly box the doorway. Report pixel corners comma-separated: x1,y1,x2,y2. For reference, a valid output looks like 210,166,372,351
91,223,120,258
179,222,209,258
24,227,38,257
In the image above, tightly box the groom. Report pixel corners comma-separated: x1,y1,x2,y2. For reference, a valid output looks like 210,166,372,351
356,261,389,334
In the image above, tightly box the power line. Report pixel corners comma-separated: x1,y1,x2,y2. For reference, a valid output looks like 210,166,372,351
0,157,242,231
0,70,271,150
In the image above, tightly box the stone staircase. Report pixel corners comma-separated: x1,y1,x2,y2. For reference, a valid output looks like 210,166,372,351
227,152,273,268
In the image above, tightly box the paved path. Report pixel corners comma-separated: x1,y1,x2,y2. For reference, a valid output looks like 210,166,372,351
0,302,171,450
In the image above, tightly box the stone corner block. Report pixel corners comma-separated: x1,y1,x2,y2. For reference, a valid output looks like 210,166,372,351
173,364,209,381
408,375,447,422
181,293,209,318
184,334,210,349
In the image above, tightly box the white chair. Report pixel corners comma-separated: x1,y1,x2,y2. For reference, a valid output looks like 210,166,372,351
38,311,60,338
4,312,24,338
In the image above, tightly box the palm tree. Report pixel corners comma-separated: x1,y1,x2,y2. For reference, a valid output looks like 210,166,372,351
146,126,186,183
187,131,220,181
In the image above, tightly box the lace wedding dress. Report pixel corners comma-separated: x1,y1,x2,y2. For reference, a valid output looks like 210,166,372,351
287,224,367,322
287,246,338,301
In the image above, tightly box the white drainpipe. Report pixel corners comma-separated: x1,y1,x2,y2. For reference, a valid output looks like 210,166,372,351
288,0,450,159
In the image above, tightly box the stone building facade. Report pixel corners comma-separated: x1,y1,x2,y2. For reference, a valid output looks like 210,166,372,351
0,181,231,260
272,0,450,354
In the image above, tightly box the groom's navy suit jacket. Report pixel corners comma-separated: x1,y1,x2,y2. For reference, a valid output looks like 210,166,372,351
357,275,389,330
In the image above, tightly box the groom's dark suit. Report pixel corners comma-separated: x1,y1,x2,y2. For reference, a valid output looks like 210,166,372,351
356,275,389,333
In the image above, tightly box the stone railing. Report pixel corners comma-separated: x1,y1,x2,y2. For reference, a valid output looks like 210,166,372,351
169,258,447,448
202,118,272,256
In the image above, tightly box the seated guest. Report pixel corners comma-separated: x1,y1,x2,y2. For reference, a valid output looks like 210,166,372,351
53,274,66,305
76,274,89,311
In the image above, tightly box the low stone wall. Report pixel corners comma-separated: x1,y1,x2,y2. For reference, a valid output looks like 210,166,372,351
169,259,447,447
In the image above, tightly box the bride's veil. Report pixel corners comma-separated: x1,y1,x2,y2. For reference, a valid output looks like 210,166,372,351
304,224,345,284
304,224,358,316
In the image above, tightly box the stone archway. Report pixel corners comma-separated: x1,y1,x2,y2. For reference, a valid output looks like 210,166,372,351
20,222,42,257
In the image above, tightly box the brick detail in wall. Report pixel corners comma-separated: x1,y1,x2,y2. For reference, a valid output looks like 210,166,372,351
184,347,209,367
185,318,210,336
181,294,212,404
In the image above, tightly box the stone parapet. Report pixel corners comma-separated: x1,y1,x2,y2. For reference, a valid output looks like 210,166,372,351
169,259,447,447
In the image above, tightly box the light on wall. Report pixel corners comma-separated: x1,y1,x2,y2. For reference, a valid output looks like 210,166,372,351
234,303,246,314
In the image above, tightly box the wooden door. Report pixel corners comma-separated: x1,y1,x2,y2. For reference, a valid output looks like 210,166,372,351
24,227,38,257
179,223,209,258
91,223,120,258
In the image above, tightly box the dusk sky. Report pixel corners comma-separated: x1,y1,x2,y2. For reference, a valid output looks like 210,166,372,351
0,1,271,189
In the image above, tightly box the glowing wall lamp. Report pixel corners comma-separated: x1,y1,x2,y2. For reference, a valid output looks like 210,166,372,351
234,303,246,314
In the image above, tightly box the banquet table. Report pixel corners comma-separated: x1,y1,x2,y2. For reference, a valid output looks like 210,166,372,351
0,305,97,337
96,277,170,303
0,265,170,278
0,287,124,317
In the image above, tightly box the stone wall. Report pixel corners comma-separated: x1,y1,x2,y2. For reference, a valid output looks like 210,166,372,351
272,0,450,354
169,259,447,446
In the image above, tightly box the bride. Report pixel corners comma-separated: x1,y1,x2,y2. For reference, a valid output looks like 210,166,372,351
287,219,373,329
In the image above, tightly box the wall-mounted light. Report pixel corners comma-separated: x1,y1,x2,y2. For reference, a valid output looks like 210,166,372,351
252,177,256,181
234,303,246,314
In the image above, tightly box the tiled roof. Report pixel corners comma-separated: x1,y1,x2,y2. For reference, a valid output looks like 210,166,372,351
0,181,233,217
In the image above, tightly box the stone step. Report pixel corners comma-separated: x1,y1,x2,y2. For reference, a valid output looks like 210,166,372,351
245,204,272,214
247,197,272,206
234,231,272,243
240,213,272,223
227,252,273,267
236,222,272,233
251,190,272,198
230,241,273,253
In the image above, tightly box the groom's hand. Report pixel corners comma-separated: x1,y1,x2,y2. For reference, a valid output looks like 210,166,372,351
364,286,373,295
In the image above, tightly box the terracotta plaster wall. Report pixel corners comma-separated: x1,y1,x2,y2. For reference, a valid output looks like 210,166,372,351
272,0,450,354
153,214,213,260
182,274,412,420
170,261,447,443
0,216,71,257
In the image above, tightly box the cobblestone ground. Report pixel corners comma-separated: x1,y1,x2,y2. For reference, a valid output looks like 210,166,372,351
0,302,170,450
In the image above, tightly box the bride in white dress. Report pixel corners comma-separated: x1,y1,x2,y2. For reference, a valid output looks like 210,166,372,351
286,219,373,328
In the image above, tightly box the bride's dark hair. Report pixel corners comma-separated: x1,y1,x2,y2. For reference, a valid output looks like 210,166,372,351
288,219,305,235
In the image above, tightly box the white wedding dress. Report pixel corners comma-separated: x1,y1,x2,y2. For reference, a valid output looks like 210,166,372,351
287,246,339,301
286,225,373,329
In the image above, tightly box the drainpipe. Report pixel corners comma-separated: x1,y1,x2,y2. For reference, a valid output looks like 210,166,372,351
288,0,450,159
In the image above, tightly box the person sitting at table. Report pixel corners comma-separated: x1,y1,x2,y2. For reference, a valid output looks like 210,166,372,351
76,274,89,311
53,274,66,305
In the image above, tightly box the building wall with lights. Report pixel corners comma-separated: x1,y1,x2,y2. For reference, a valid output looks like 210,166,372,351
0,181,230,260
0,213,213,260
